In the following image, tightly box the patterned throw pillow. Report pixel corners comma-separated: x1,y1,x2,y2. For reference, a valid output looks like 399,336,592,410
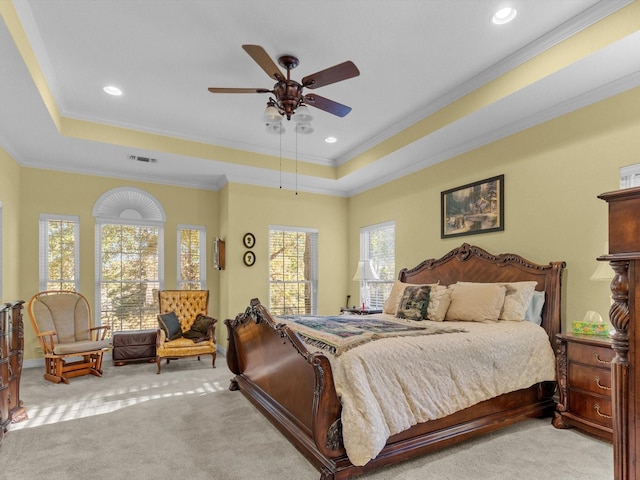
158,311,183,340
396,285,431,321
384,280,438,315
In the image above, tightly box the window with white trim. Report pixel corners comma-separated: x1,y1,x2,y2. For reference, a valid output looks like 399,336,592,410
268,226,318,315
621,163,640,188
94,187,165,332
39,214,80,292
178,225,206,290
358,221,395,309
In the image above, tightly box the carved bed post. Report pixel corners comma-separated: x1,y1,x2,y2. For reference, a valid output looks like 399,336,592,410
609,259,631,480
598,186,640,480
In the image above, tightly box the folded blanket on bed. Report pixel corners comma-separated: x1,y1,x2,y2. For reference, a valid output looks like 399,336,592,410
278,315,466,356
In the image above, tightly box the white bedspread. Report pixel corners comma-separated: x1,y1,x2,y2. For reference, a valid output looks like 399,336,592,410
318,315,556,466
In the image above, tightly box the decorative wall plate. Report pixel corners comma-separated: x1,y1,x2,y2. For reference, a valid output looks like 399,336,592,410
243,232,256,249
243,250,256,267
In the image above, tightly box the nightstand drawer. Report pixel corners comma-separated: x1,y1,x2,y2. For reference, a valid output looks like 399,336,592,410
568,363,612,395
568,391,613,428
567,340,614,367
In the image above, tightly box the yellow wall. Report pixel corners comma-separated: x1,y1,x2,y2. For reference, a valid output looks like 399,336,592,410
17,167,220,361
6,85,640,361
219,183,349,340
0,148,21,301
348,85,640,332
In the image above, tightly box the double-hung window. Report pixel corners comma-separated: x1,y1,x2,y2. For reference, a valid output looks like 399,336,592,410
268,226,318,315
97,221,163,332
39,214,80,291
177,225,206,290
358,221,395,309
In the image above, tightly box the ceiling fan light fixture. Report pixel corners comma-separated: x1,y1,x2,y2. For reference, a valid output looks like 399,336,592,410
295,122,314,135
265,122,285,135
262,102,282,123
292,104,313,123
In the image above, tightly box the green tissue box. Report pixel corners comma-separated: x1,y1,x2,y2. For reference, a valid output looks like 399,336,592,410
572,321,609,336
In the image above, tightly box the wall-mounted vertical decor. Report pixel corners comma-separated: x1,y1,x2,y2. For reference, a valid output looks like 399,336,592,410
214,238,225,270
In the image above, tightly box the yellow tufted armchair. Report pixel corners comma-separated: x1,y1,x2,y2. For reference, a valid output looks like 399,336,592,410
156,290,217,374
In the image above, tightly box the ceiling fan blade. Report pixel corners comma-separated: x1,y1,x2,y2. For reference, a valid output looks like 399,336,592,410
302,61,360,89
304,94,352,117
242,44,285,81
208,87,271,94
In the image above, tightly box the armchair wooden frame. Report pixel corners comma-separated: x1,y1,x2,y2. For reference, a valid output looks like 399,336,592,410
28,291,110,384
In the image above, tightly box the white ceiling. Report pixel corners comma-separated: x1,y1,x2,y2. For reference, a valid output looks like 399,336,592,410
1,0,639,196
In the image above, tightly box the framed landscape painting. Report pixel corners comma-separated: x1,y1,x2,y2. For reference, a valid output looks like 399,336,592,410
441,175,504,238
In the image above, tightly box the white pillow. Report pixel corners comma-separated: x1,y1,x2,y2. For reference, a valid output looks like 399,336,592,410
457,281,537,321
445,283,506,322
426,285,451,322
499,282,537,321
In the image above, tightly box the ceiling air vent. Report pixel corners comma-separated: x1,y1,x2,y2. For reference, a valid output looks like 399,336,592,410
129,155,157,164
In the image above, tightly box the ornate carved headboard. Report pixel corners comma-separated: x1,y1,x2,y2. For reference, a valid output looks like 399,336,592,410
398,243,566,345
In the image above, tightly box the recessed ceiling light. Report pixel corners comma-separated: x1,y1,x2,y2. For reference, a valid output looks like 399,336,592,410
324,136,337,144
492,7,517,25
103,85,122,96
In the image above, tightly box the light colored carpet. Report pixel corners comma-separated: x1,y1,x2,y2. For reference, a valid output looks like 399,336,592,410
3,358,613,479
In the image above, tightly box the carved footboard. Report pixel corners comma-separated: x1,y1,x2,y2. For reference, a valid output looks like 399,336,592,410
225,299,347,471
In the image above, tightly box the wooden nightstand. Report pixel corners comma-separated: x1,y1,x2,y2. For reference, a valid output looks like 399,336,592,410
553,332,614,441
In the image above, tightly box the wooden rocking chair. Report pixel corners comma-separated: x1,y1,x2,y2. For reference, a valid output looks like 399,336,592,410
28,291,111,384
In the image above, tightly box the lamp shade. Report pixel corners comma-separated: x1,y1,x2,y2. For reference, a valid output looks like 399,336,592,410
265,123,285,135
590,261,614,281
352,260,379,281
291,104,313,123
590,241,614,281
295,122,314,135
262,103,282,123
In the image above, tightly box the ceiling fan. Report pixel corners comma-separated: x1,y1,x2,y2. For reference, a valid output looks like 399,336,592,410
208,44,360,121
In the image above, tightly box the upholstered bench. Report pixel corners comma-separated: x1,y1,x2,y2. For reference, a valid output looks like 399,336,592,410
112,329,157,366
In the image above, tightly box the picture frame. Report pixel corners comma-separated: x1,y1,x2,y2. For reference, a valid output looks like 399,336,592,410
243,250,256,267
441,174,504,238
243,232,256,249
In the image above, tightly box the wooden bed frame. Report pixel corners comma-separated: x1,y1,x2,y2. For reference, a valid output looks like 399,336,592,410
225,243,566,479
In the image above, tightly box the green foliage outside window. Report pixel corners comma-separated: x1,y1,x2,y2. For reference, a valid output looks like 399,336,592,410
44,218,78,291
269,229,316,315
99,224,160,333
179,228,203,290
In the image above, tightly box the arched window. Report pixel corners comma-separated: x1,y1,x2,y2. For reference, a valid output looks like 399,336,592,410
93,187,165,332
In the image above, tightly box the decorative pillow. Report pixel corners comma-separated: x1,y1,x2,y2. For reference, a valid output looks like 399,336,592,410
499,281,537,321
426,285,452,322
396,285,431,321
158,311,182,340
384,280,437,315
524,290,546,325
457,281,537,321
183,314,217,341
444,283,506,322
